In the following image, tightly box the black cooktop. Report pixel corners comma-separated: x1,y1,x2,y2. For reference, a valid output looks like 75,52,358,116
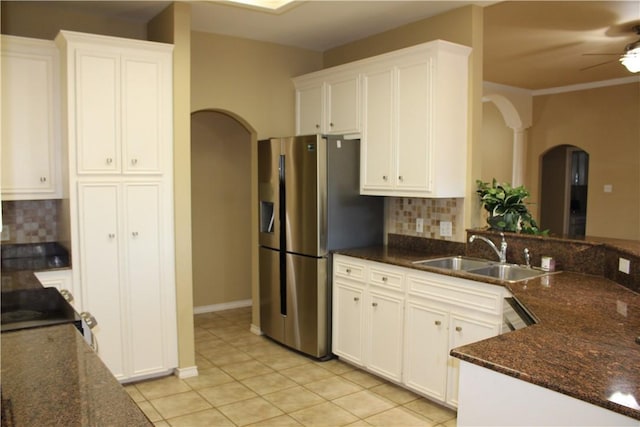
1,287,80,332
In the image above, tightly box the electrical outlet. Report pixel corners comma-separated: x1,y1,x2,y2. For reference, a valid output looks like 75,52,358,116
619,257,630,274
440,221,452,237
1,225,9,241
416,218,424,233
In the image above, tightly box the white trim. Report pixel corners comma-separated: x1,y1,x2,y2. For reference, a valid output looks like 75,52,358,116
532,76,640,96
193,299,252,314
250,323,263,336
174,366,199,379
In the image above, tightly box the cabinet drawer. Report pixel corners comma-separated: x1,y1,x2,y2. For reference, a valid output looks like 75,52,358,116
407,272,503,315
369,265,404,291
334,256,366,282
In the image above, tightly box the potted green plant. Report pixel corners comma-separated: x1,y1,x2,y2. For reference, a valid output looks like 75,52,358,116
476,179,547,235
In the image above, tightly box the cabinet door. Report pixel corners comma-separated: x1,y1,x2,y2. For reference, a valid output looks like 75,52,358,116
78,183,125,379
404,300,449,401
396,59,432,192
326,75,360,135
75,50,120,174
124,183,168,375
446,314,501,407
332,281,365,366
121,55,164,174
1,38,59,199
367,290,404,382
360,68,394,192
296,84,323,135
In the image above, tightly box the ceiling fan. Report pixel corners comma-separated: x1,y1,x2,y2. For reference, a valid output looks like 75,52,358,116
582,25,640,73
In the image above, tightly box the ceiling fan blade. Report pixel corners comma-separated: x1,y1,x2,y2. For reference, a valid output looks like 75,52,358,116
580,59,618,71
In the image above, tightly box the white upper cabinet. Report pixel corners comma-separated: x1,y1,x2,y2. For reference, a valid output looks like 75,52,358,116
293,71,361,136
1,36,61,200
57,31,171,175
293,40,471,198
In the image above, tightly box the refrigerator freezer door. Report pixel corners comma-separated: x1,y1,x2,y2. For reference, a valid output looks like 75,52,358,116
284,253,328,358
259,246,283,343
258,138,281,250
283,135,327,257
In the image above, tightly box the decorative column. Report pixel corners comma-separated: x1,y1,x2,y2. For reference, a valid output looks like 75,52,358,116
511,128,528,187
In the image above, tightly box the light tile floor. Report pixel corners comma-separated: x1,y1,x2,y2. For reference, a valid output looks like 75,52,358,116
126,307,458,427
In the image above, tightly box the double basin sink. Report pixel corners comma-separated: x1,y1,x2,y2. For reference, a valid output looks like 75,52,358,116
413,256,554,283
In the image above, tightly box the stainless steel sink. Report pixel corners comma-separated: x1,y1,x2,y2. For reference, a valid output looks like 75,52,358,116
466,264,549,282
412,256,491,271
413,256,554,283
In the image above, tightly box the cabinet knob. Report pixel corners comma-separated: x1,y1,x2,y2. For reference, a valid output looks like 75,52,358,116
330,122,334,127
315,124,320,129
353,297,359,302
456,326,462,332
108,233,115,239
372,302,378,307
346,268,351,274
398,176,403,181
382,175,388,181
434,320,441,326
132,231,139,237
40,176,47,182
381,276,388,282
131,158,138,165
106,158,113,165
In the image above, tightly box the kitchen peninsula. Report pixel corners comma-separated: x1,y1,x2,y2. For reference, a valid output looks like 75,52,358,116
336,232,640,426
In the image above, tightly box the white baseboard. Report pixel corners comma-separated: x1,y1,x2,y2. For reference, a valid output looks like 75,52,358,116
193,299,252,314
250,323,262,336
174,365,199,379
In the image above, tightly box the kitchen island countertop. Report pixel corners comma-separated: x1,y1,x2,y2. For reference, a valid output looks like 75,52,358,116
336,245,640,421
1,323,152,426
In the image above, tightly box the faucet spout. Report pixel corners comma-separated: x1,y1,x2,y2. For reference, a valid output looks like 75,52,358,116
469,232,508,263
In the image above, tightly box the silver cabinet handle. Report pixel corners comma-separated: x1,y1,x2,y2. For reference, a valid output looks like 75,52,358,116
60,289,74,303
372,302,378,307
434,320,441,326
456,326,462,332
81,312,98,329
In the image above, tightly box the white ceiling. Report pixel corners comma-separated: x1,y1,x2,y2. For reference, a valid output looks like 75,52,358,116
58,0,640,90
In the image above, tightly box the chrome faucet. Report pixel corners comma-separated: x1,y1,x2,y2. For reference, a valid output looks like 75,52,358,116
469,232,508,263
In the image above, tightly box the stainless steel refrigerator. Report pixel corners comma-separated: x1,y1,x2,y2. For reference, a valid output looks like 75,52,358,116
258,134,383,359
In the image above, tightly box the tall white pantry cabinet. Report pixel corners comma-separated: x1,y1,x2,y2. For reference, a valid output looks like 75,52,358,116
56,31,177,382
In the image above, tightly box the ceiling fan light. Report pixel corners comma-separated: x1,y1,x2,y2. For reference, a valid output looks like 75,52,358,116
620,47,640,73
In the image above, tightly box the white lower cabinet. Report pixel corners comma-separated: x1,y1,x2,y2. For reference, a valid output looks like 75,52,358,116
333,254,506,408
77,182,177,381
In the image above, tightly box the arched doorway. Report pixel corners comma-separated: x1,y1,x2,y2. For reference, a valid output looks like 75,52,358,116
191,110,254,311
539,145,589,236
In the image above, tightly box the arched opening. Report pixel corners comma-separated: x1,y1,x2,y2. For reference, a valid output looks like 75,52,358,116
190,110,254,311
539,145,589,236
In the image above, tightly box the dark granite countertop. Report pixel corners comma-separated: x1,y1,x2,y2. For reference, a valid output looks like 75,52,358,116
336,244,640,421
1,324,152,426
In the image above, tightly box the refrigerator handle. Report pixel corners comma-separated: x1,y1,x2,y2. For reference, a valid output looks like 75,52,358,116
279,154,287,316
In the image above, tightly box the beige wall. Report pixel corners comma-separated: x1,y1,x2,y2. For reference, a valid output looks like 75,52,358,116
191,112,252,307
527,82,640,240
481,101,513,184
1,1,147,40
190,31,323,138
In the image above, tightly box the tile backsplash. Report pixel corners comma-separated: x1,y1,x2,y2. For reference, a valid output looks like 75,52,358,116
386,197,461,240
1,200,61,244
